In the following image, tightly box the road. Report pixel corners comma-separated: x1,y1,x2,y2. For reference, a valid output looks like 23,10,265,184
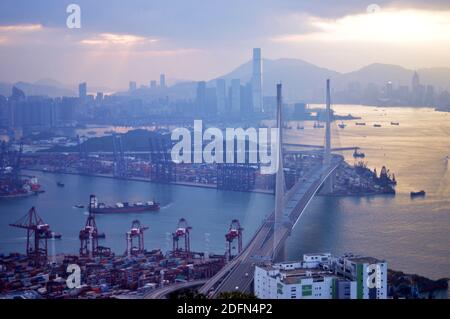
199,160,341,297
144,280,208,299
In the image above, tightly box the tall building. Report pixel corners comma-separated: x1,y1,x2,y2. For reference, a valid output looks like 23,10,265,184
206,87,218,116
216,79,227,115
95,92,104,103
251,48,263,113
254,253,387,299
196,81,207,116
78,82,87,100
11,96,56,129
57,97,77,125
230,79,241,116
150,80,157,89
412,71,420,91
240,82,253,116
160,74,166,88
129,81,137,92
385,81,394,99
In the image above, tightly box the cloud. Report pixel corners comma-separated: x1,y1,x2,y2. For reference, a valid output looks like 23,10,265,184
272,8,450,44
80,33,158,47
0,24,43,44
0,24,42,32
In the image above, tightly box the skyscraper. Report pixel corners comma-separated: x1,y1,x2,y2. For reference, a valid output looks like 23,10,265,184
252,48,263,113
231,79,241,116
129,81,137,91
196,81,207,115
78,82,87,100
150,80,157,89
412,71,420,90
216,79,227,115
160,74,166,88
95,92,104,103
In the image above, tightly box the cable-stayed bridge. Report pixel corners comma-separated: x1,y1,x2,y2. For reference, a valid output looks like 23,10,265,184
199,80,343,297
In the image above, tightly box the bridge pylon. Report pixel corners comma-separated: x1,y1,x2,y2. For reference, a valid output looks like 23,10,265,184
323,79,334,194
272,83,287,261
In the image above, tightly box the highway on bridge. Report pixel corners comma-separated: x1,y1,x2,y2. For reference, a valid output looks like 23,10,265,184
198,159,341,297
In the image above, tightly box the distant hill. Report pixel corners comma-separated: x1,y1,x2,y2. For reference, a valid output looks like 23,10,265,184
212,59,450,102
2,62,450,102
0,79,115,98
213,58,343,102
0,81,76,98
45,129,162,153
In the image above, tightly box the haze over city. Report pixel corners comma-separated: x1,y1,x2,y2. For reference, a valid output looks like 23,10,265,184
1,0,450,89
0,0,449,303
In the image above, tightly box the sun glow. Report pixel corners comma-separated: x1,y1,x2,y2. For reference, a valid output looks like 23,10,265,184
273,9,450,44
80,33,158,46
0,24,43,32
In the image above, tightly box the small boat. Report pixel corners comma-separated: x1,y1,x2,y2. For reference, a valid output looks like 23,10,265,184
313,122,324,129
338,122,346,129
49,232,62,240
57,182,65,187
391,122,400,126
74,204,85,209
410,190,426,198
374,124,382,128
353,149,365,158
355,122,366,126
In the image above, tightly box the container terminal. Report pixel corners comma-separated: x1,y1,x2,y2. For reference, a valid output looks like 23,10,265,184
11,131,396,197
0,141,43,198
0,200,252,299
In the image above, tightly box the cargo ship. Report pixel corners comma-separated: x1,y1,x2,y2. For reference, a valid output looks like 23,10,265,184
0,176,43,198
88,195,160,214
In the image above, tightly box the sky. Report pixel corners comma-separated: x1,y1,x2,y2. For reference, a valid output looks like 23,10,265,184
0,0,450,90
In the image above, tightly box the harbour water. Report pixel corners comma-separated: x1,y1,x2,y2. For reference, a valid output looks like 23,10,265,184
285,106,450,280
0,106,449,281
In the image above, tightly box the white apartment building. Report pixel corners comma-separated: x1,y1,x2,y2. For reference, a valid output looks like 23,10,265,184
254,253,387,299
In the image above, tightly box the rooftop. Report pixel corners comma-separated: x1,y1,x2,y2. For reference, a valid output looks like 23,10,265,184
346,256,384,264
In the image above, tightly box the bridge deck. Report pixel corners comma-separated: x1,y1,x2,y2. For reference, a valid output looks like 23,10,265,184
199,160,341,297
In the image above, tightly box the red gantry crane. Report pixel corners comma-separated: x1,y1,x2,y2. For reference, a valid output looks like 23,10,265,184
126,220,148,256
10,207,55,265
225,219,243,259
79,195,110,258
172,218,192,257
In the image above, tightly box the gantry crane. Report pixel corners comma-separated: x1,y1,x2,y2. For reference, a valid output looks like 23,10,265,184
225,219,243,259
126,220,148,256
10,207,54,265
172,218,192,257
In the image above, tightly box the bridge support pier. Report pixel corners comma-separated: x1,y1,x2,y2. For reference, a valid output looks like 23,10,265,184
273,241,288,263
322,170,335,195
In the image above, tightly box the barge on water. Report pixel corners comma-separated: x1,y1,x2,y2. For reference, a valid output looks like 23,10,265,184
410,190,426,198
88,195,160,214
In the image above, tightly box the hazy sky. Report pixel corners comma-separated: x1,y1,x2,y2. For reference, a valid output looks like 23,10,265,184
0,0,449,89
